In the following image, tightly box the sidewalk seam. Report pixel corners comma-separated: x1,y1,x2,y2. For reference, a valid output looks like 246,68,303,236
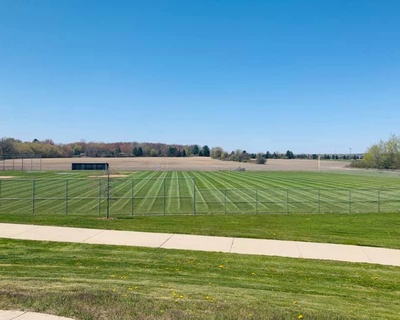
229,238,235,253
360,247,373,263
8,225,41,238
158,234,174,248
81,230,108,243
10,311,27,319
295,243,303,258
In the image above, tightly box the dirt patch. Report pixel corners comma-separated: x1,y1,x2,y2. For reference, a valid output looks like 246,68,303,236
15,157,351,172
90,174,129,178
0,176,16,179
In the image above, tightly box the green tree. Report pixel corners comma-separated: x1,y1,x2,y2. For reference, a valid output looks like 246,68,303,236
185,146,192,156
192,145,200,155
286,150,294,159
0,137,18,156
168,147,177,157
201,145,210,157
114,146,122,156
210,147,224,159
72,144,83,156
241,150,250,162
256,154,266,164
355,135,400,169
150,149,158,157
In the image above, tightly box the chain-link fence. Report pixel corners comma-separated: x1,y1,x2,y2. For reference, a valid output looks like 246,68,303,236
0,178,399,216
1,155,42,171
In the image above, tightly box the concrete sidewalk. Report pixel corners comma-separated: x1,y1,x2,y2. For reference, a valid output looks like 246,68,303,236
0,310,74,320
1,223,399,267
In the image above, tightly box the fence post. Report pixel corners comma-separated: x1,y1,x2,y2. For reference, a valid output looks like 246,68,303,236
378,189,381,213
163,178,166,216
65,179,69,215
348,189,352,213
131,179,134,216
32,180,35,215
98,179,102,216
192,177,196,215
106,175,110,219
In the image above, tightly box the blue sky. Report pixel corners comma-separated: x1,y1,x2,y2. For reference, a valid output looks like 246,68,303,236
0,0,399,154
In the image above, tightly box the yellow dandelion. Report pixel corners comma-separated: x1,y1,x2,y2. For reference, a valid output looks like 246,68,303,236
298,315,303,319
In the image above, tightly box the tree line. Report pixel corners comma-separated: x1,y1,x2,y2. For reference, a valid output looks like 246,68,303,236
0,136,362,163
210,147,353,164
0,137,211,159
351,135,400,169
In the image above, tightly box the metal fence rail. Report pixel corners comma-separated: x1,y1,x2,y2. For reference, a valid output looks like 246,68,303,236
0,178,399,216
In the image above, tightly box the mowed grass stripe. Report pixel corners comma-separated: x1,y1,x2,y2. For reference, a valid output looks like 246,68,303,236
0,179,33,198
134,172,168,215
203,173,258,211
217,171,313,189
195,172,256,213
1,170,400,215
242,171,399,189
191,172,227,214
115,172,160,215
285,188,318,214
166,172,180,213
166,172,195,214
256,189,287,213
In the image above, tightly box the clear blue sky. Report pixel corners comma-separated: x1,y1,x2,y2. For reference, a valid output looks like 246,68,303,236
1,0,399,154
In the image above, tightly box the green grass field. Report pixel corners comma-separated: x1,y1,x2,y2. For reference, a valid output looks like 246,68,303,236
1,169,400,319
1,238,400,320
0,170,399,216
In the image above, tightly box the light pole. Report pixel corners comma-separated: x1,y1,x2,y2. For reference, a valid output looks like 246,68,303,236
349,148,352,159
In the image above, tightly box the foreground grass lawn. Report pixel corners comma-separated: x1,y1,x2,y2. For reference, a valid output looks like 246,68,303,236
0,239,399,320
1,212,399,249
